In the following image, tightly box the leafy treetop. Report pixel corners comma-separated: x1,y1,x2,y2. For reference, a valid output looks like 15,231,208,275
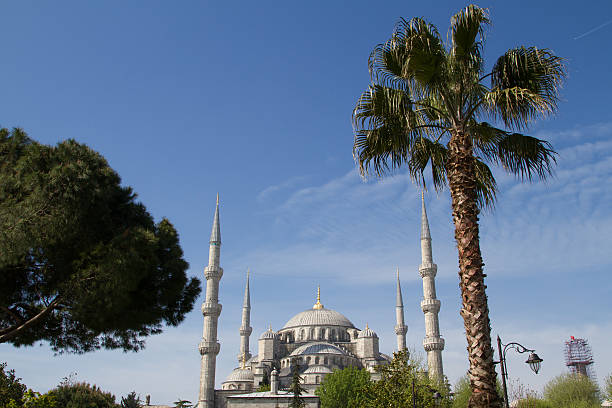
0,128,201,353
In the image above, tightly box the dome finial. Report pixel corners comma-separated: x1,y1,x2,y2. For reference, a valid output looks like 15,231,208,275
313,286,324,309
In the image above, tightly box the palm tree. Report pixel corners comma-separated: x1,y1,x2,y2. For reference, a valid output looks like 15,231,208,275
352,5,565,407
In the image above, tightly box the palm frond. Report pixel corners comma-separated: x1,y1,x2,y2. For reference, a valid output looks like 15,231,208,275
487,47,566,129
369,17,447,97
404,138,497,209
407,137,448,191
450,5,489,68
470,121,557,181
352,83,449,178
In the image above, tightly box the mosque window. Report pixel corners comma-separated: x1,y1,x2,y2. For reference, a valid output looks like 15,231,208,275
315,357,319,364
324,357,328,364
316,376,320,384
307,356,311,364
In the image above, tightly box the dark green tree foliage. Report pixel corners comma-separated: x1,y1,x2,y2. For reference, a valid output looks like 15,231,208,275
542,374,600,408
0,128,201,352
289,360,306,408
364,351,450,408
120,391,141,408
0,362,27,406
48,382,117,408
315,366,371,408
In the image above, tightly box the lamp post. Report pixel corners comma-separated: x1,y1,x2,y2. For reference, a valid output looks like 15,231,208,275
496,335,543,408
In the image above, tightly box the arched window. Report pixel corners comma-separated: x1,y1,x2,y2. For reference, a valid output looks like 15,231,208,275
324,357,328,365
315,356,319,364
307,356,311,364
300,329,305,340
316,376,320,384
309,328,314,339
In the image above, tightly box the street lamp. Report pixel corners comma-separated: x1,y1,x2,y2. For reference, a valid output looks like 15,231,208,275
496,335,543,408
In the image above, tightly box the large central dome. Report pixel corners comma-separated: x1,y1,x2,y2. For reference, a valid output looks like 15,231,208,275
282,307,355,329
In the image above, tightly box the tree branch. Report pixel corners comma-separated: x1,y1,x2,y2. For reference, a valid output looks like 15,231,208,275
0,297,61,342
0,306,25,325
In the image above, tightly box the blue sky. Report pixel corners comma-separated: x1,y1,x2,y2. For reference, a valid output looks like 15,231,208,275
1,0,611,404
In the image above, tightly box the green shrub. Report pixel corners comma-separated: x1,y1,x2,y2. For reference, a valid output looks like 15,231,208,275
48,381,118,408
604,373,612,401
315,366,371,408
543,374,600,408
515,397,552,408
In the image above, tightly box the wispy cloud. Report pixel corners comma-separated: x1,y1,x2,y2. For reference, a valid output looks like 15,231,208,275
238,122,612,286
256,175,309,202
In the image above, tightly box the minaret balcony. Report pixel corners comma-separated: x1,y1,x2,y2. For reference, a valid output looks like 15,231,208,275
423,336,445,351
239,326,253,336
420,298,441,313
419,263,437,278
202,302,222,317
204,266,224,280
394,324,408,335
199,340,221,355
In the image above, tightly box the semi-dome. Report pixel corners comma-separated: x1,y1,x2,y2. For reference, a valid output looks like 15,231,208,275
223,367,254,383
282,308,355,329
290,342,347,356
303,365,333,374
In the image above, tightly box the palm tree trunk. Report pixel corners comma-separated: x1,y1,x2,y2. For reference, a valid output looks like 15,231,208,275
447,130,501,408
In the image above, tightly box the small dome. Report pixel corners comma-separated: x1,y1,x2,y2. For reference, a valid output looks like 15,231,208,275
259,327,277,340
303,365,333,374
223,368,254,383
290,342,347,356
358,324,378,338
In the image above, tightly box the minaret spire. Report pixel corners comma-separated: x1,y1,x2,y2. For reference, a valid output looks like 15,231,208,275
198,196,224,408
313,286,324,310
394,268,408,351
238,269,253,364
419,193,445,381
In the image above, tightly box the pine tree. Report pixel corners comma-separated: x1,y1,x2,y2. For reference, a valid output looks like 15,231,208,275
289,360,306,408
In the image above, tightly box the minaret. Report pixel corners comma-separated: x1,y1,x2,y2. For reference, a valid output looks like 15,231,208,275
238,269,252,364
419,193,445,381
394,268,408,351
198,195,223,408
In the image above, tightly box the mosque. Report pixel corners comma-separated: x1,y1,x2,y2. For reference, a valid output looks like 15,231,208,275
195,195,445,408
